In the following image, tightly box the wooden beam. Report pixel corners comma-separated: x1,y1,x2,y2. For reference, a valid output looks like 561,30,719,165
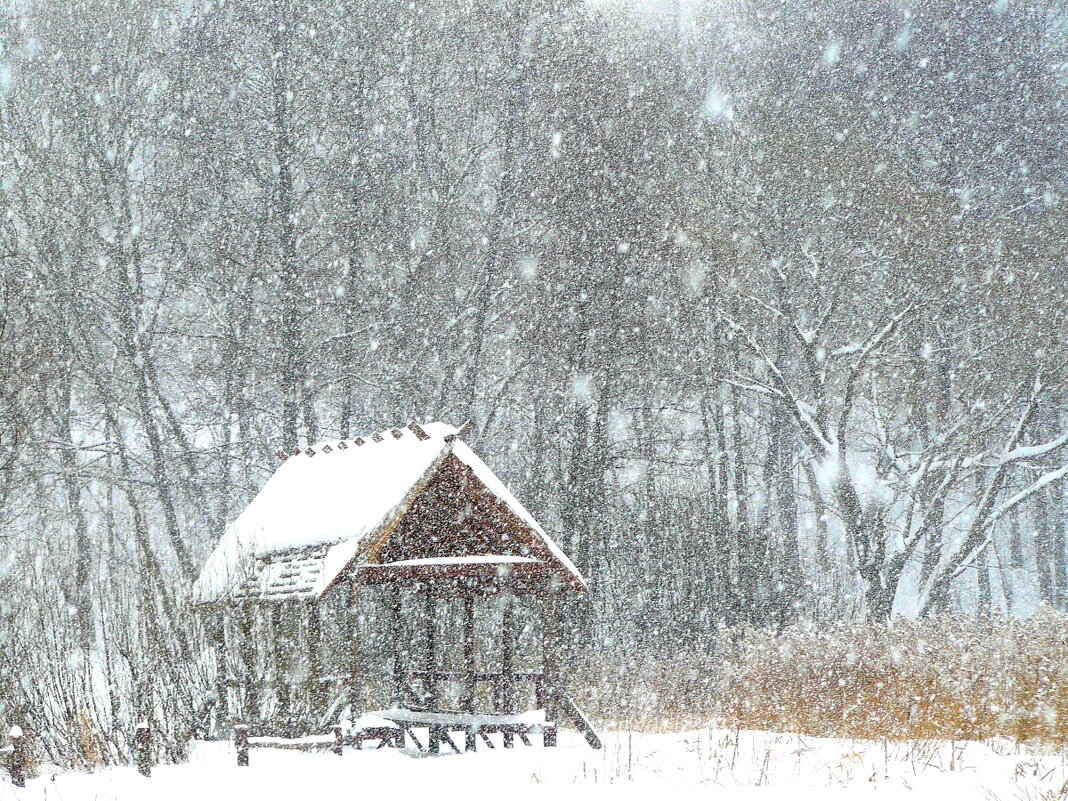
307,602,325,717
213,608,229,722
501,591,515,748
556,691,603,749
461,589,476,713
135,722,153,777
388,585,404,703
235,724,249,766
271,603,290,717
339,581,359,710
462,586,478,750
423,583,437,706
541,584,559,746
238,603,259,722
439,728,462,754
354,560,548,587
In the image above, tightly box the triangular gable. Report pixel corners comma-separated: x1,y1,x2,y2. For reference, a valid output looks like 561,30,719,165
330,449,585,592
449,440,583,588
192,422,585,604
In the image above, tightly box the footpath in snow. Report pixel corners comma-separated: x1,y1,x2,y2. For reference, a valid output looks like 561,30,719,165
1,728,1065,800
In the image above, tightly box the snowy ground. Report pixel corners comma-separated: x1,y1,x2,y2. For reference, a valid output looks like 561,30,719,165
2,728,1065,800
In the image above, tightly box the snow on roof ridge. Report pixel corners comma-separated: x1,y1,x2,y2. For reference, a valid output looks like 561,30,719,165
294,421,460,457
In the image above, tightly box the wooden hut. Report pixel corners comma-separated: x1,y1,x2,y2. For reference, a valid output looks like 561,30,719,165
192,421,599,750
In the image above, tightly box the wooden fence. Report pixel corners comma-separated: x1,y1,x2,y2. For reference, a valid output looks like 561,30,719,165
1,726,26,788
203,669,552,739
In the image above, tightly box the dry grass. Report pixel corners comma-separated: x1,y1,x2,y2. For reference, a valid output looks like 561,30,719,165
718,610,1068,744
574,650,720,733
581,609,1068,744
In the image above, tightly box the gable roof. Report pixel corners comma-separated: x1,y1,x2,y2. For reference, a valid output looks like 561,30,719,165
192,422,585,604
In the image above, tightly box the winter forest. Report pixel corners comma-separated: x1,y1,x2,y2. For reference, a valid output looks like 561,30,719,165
0,0,1067,788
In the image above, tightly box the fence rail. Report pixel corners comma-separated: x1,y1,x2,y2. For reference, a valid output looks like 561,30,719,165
207,669,550,736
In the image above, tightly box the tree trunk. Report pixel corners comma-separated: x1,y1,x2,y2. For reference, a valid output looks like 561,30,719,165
57,372,94,649
461,0,528,420
271,10,305,451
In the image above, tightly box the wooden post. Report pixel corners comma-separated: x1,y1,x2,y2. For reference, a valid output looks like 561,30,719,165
238,604,259,722
541,586,558,747
461,590,476,711
134,722,152,777
306,602,324,717
501,590,515,748
340,581,359,711
388,585,404,704
271,603,290,718
423,582,436,707
332,724,343,756
213,609,229,723
462,588,477,752
8,725,25,788
234,724,249,767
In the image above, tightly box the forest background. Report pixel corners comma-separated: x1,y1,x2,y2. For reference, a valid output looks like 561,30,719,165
0,0,1066,764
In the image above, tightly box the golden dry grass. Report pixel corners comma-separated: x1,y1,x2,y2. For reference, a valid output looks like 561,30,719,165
579,610,1068,744
718,611,1068,743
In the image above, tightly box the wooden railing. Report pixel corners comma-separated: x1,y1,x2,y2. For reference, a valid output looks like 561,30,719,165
206,669,552,738
200,673,601,750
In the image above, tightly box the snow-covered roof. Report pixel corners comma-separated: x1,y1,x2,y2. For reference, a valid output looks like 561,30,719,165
192,422,585,604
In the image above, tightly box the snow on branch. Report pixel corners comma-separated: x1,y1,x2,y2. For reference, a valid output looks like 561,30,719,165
853,303,916,366
973,462,1068,552
737,291,820,355
717,309,835,455
835,303,915,446
996,432,1068,465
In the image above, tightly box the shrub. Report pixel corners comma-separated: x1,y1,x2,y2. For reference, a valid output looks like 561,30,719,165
716,609,1068,743
581,610,1068,744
